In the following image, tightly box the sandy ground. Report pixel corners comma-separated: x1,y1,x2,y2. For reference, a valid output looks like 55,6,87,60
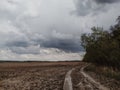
0,61,79,90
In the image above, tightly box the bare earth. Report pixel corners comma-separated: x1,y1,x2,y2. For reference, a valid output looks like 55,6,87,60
0,62,119,90
79,65,109,90
71,63,109,90
71,63,120,90
64,63,109,90
0,61,79,90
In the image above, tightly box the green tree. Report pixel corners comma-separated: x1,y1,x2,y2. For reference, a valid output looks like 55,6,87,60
81,16,120,69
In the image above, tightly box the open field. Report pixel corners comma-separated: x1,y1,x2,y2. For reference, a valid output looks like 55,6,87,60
0,61,80,90
1,61,119,90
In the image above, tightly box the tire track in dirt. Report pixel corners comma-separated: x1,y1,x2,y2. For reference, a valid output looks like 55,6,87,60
77,65,109,90
63,68,74,90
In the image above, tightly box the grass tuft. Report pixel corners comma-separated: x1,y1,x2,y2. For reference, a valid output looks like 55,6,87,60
85,64,120,81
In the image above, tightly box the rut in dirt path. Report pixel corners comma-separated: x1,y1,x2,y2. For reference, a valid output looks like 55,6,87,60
63,65,109,90
77,65,109,90
63,68,74,90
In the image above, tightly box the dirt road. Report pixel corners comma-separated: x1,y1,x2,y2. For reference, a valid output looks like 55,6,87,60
71,64,109,90
79,65,109,90
63,68,74,90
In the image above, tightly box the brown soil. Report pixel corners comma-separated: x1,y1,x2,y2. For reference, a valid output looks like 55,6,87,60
0,61,80,90
71,63,93,90
71,63,120,90
85,70,120,90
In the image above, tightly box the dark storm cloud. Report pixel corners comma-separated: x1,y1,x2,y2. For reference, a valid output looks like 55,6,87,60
94,0,120,4
40,38,83,53
10,47,40,54
5,34,83,54
6,39,41,54
6,41,29,47
31,34,83,53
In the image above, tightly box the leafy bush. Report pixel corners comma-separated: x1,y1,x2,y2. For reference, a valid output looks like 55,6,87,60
81,16,120,70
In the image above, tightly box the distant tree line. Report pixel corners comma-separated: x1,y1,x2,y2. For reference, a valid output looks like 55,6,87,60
81,16,120,70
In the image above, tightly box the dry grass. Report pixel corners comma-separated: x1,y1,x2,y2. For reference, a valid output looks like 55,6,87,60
84,64,120,90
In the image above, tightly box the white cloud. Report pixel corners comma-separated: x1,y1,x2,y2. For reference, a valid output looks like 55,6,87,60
0,0,17,12
0,48,84,61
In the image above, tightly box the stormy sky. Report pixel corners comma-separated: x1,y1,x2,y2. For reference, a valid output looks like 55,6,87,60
0,0,120,61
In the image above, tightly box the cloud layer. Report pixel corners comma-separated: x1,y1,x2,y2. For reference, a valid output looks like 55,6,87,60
94,0,120,4
0,0,120,61
73,0,120,16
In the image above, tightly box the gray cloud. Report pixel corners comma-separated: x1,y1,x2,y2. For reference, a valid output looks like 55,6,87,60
94,0,120,4
73,0,105,16
6,41,29,47
5,31,83,54
73,0,120,16
41,38,82,53
35,31,83,53
0,0,120,60
9,45,40,54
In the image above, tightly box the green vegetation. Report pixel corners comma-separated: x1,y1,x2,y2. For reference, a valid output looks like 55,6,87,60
81,16,120,70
